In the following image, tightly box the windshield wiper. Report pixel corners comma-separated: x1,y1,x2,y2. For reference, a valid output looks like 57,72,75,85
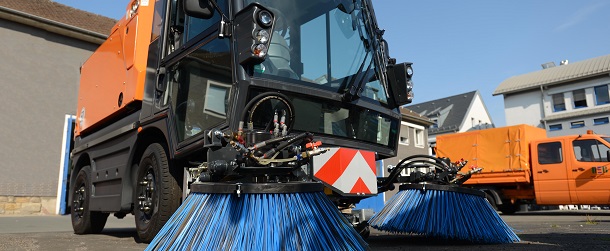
342,4,373,102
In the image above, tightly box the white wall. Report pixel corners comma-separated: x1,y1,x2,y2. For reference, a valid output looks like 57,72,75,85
504,91,544,127
502,75,610,137
460,93,494,132
543,77,610,114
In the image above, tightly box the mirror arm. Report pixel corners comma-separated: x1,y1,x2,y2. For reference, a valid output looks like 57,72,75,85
208,0,230,22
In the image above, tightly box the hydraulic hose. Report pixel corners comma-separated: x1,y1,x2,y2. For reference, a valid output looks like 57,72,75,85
240,92,295,132
378,155,450,192
261,132,313,159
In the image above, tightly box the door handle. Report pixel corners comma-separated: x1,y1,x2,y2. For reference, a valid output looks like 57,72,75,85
537,169,549,173
572,167,586,172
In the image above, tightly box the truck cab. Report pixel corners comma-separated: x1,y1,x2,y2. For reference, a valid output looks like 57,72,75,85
531,131,610,205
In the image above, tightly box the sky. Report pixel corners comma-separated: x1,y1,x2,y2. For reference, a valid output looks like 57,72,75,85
53,0,610,127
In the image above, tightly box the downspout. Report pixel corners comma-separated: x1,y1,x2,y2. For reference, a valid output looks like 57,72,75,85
540,85,547,129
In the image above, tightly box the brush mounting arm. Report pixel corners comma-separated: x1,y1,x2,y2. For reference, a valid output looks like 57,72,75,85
378,155,476,193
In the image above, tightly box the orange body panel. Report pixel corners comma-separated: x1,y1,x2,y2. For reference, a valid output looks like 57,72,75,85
502,188,535,200
531,134,610,205
436,124,547,185
75,0,155,137
464,170,531,184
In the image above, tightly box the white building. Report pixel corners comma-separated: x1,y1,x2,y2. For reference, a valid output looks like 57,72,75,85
494,55,610,137
405,90,494,154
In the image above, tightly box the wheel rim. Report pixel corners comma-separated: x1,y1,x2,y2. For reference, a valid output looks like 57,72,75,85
73,183,86,220
137,165,156,224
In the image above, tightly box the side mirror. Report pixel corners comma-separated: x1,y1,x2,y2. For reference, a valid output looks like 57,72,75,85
387,62,414,108
184,0,214,19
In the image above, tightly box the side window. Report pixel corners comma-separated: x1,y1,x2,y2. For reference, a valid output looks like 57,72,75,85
183,1,228,42
573,139,610,162
166,0,184,55
169,38,231,142
165,0,228,55
538,142,562,164
151,0,166,42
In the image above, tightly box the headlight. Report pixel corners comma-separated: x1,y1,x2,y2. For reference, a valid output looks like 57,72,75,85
235,4,275,65
257,10,273,28
254,30,270,44
129,0,140,18
252,44,268,58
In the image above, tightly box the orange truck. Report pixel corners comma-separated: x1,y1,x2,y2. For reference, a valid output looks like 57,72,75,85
436,124,610,214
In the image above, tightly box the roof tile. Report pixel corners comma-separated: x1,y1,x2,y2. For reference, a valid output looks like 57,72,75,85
0,0,117,35
494,54,610,96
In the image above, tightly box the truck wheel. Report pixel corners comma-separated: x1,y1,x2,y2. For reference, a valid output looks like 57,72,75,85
499,203,520,215
484,192,498,211
71,166,109,234
134,143,181,243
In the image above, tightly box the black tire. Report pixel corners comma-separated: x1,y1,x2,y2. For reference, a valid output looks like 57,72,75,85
134,143,181,243
71,166,109,234
499,202,520,215
485,192,498,211
359,225,371,239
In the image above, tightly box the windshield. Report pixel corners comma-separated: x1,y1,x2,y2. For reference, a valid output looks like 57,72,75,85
244,0,389,105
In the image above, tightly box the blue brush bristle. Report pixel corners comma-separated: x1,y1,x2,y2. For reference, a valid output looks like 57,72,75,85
369,188,520,244
146,191,368,251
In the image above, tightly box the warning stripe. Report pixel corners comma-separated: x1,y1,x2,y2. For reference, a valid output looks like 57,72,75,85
313,148,377,195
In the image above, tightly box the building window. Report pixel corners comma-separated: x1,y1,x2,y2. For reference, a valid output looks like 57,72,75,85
570,121,585,128
594,117,609,125
552,93,566,112
399,127,409,145
594,85,610,105
573,89,587,108
431,119,438,129
549,124,562,131
415,129,424,147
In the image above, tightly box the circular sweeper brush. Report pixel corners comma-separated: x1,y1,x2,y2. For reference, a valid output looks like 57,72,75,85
369,183,520,244
145,182,368,251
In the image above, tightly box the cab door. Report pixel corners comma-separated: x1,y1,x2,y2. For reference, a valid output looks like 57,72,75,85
532,140,575,204
570,137,610,204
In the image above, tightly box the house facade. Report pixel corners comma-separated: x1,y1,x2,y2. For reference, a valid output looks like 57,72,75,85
0,0,115,214
384,107,434,164
494,55,610,137
405,90,494,154
372,107,433,206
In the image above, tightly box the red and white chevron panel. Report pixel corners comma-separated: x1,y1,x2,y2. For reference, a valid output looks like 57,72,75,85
313,148,377,195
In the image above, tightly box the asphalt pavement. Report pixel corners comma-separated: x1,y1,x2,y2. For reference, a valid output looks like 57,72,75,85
1,210,609,250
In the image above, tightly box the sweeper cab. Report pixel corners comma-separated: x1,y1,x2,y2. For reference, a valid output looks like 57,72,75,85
69,0,415,243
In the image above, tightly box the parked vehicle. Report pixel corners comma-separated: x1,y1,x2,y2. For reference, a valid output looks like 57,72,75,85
436,124,610,214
